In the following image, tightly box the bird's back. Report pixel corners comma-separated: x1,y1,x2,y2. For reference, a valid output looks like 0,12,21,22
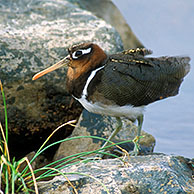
88,48,190,107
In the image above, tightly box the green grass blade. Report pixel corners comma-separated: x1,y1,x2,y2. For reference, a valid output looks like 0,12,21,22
40,167,110,194
28,140,130,181
22,135,125,177
0,80,8,144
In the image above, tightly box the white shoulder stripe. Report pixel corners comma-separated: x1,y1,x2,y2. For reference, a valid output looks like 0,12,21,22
82,66,104,98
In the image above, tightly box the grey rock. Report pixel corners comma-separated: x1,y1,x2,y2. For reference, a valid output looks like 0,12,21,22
69,0,144,49
38,155,194,194
0,0,123,157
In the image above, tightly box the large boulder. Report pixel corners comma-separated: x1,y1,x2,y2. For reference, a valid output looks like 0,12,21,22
69,0,144,49
38,155,194,194
0,0,124,158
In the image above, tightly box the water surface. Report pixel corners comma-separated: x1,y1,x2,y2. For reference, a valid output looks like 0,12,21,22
113,0,194,158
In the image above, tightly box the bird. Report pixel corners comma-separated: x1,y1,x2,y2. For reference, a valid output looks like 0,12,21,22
32,42,190,155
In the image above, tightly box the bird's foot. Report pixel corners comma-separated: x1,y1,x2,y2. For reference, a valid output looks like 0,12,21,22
129,136,141,156
80,150,109,161
80,154,102,161
93,152,105,160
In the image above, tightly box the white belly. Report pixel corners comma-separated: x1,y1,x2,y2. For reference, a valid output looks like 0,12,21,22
77,97,144,121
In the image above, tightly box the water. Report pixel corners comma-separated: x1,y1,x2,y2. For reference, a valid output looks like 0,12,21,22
113,0,194,158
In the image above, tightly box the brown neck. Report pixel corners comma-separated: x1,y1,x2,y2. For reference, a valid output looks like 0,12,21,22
66,44,107,98
66,68,92,98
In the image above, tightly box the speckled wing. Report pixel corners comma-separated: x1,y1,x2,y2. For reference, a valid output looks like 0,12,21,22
90,49,190,107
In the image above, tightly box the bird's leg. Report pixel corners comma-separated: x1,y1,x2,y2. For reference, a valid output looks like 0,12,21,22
101,117,122,149
131,114,144,156
89,117,122,160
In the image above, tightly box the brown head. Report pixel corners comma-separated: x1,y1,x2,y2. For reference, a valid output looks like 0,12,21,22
32,42,107,81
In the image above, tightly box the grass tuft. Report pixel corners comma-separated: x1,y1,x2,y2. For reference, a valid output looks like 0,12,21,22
0,80,131,193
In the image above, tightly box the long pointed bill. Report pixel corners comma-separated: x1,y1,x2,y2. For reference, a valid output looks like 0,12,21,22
32,56,70,80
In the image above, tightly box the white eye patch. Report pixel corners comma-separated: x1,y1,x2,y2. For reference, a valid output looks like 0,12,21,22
72,47,92,59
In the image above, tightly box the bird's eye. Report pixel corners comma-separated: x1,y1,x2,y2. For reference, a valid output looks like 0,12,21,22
72,47,92,59
72,50,82,59
75,50,82,57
